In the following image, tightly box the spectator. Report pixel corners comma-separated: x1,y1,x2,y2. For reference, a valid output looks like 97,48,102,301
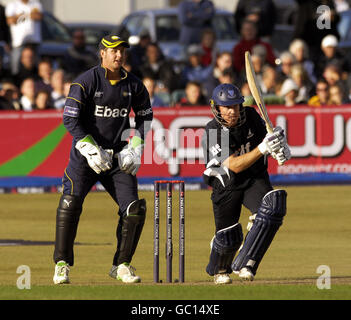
260,65,278,95
51,69,66,110
122,49,143,79
290,64,315,103
0,81,20,110
250,53,264,84
334,0,350,12
279,78,299,107
315,34,351,79
182,44,212,84
63,75,73,98
232,20,275,74
234,0,277,40
176,81,207,106
251,44,270,66
308,78,330,106
329,83,348,105
200,28,218,67
0,54,12,81
202,51,234,99
0,4,11,52
63,29,99,78
36,59,53,94
293,0,340,62
322,63,347,90
178,0,215,45
139,42,181,93
35,90,52,110
19,77,36,111
241,82,251,98
277,51,296,81
129,29,152,69
14,45,39,87
142,76,166,107
218,67,236,86
289,39,316,83
5,0,43,75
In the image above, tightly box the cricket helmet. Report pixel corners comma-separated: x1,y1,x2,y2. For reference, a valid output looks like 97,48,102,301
210,83,246,128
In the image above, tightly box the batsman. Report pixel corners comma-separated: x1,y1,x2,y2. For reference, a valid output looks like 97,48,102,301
53,35,153,284
202,83,291,284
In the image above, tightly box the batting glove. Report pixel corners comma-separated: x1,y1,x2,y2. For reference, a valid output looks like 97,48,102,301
116,136,144,175
258,131,282,155
272,144,292,165
75,135,113,174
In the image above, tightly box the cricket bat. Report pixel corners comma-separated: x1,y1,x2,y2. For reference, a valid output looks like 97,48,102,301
245,51,274,134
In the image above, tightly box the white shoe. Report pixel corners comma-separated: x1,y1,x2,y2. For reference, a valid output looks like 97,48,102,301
53,260,70,284
214,273,232,284
109,263,141,283
238,267,254,281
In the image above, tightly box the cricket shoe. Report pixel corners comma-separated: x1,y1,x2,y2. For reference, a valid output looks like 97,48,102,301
238,267,254,281
109,263,141,283
214,273,232,284
53,260,70,284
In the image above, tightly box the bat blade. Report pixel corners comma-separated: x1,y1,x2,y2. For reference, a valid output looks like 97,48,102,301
245,51,274,134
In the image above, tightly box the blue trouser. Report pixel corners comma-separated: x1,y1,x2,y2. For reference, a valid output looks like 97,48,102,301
62,161,138,214
54,160,139,266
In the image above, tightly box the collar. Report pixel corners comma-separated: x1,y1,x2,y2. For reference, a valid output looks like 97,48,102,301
98,65,128,81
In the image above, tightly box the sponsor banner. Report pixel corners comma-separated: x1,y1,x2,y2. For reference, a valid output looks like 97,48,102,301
0,105,351,191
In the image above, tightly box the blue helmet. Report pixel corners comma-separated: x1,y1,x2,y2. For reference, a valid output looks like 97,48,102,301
210,84,246,128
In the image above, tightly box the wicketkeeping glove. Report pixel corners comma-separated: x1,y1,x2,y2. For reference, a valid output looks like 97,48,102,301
75,135,113,174
116,136,144,175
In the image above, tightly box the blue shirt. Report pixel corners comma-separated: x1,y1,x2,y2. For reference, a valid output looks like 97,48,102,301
63,65,152,165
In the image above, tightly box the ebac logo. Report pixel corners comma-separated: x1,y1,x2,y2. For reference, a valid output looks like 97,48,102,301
94,105,128,118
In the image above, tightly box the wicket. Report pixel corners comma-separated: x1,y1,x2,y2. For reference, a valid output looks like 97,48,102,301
153,180,185,283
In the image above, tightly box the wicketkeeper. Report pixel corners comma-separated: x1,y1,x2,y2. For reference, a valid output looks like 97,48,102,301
53,35,153,284
202,83,291,284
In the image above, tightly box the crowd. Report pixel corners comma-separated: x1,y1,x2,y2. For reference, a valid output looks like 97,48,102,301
1,0,351,112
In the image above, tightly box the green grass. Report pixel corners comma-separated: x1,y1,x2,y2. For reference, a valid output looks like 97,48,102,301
1,284,350,300
1,186,351,300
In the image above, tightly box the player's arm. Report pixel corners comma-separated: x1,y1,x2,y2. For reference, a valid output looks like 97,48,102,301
222,148,263,173
30,8,42,21
5,5,17,25
62,82,89,140
223,132,282,174
117,83,153,175
63,82,113,174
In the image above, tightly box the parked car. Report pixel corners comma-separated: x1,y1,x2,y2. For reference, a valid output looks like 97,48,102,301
115,8,238,62
1,11,71,70
66,22,118,47
38,11,72,62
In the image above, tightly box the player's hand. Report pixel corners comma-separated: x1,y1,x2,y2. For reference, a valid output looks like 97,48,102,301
75,135,113,174
272,145,292,165
273,126,287,144
258,131,282,155
116,136,144,175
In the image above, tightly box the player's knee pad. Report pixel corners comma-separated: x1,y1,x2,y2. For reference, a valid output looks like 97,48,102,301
232,189,287,275
206,223,243,276
54,194,83,265
114,199,146,265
